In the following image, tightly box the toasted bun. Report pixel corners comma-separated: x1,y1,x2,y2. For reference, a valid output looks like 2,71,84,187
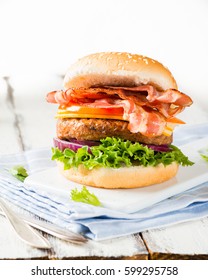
57,161,179,189
64,52,177,91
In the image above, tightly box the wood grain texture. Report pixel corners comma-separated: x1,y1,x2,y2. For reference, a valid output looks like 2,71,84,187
0,216,49,259
47,233,148,260
8,74,59,150
0,77,21,153
142,218,208,259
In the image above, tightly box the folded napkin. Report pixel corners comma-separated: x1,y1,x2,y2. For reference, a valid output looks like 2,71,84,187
0,123,208,240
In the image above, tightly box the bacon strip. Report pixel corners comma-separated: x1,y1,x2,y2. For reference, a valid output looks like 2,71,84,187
84,98,166,136
46,85,192,136
47,86,192,107
102,85,193,107
127,106,166,136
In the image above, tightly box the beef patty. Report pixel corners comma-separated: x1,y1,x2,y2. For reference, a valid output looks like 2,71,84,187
57,118,172,145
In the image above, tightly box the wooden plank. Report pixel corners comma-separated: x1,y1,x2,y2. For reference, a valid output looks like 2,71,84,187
0,77,21,153
0,76,49,259
8,74,59,150
142,218,208,259
0,210,148,260
48,233,148,260
0,212,50,260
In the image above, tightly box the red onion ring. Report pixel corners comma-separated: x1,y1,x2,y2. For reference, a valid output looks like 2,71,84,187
54,138,171,153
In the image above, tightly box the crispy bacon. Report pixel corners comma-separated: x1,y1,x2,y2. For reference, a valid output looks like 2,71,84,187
46,86,192,114
46,85,192,136
102,85,193,107
147,88,193,106
127,107,166,136
46,90,71,105
47,86,192,105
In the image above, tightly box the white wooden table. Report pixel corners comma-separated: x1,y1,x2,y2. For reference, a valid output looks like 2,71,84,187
0,75,208,260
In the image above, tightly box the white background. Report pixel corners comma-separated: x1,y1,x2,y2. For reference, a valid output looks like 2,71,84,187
0,0,208,121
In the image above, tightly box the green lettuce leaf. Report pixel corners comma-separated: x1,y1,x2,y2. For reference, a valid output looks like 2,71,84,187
9,165,28,182
70,186,102,206
199,149,208,162
52,137,194,170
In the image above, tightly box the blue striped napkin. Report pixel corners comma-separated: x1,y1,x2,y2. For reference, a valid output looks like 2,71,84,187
0,123,208,240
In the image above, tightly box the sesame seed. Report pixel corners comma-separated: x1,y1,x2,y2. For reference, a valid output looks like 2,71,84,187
143,58,149,64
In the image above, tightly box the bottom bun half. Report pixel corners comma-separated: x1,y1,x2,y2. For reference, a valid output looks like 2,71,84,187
57,162,179,189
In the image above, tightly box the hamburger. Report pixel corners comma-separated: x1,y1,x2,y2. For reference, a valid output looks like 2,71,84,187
46,52,194,189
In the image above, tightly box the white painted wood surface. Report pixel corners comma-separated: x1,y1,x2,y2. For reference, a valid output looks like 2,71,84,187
48,233,147,260
0,75,208,259
142,217,208,259
0,77,20,153
0,216,49,260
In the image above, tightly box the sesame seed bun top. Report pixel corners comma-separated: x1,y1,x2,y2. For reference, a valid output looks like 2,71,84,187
63,52,178,91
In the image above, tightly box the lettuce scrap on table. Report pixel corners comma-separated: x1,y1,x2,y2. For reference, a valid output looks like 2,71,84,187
9,165,28,182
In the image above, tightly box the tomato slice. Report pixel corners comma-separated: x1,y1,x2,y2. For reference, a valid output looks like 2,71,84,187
56,105,124,120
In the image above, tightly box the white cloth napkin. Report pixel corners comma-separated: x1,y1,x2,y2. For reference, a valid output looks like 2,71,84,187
0,123,208,240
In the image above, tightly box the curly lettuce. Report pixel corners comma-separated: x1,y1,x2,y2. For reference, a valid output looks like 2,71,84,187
52,137,194,170
70,186,102,206
9,166,28,182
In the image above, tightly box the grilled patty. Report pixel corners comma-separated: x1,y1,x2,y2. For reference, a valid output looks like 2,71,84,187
57,118,172,145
